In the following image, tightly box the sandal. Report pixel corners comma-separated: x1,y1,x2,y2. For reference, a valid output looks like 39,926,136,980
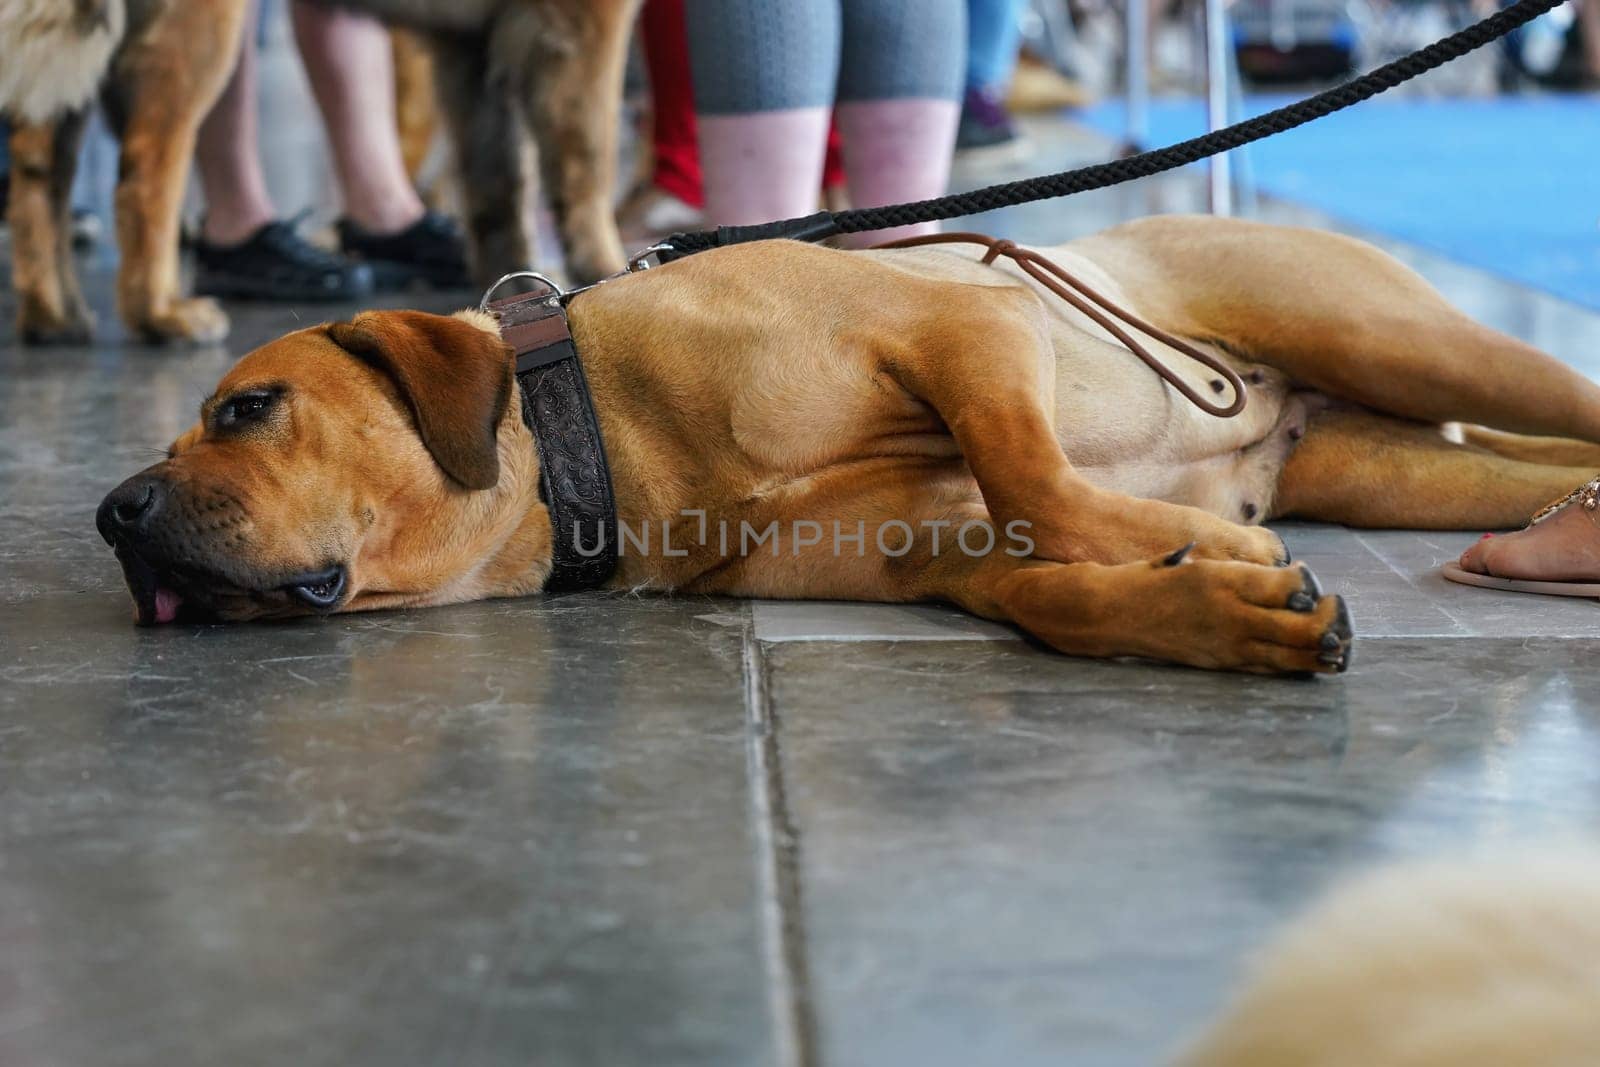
1442,476,1600,598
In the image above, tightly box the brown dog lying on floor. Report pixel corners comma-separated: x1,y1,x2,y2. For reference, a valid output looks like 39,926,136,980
2,0,638,345
95,216,1600,673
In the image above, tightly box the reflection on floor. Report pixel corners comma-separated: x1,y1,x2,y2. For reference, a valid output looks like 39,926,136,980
4,113,1600,1067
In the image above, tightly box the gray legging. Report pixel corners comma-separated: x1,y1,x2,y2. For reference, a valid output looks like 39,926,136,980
686,0,967,115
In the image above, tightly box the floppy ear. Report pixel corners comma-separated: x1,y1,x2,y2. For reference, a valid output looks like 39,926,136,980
328,311,513,491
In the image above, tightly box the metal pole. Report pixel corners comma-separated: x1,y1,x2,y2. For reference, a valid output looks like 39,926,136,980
1225,28,1257,214
1125,0,1150,153
1203,0,1233,215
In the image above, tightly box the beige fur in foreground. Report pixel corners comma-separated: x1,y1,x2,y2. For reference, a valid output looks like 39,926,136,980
0,0,125,121
1180,849,1600,1067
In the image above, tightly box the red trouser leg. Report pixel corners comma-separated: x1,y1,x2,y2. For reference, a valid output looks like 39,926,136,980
641,0,703,208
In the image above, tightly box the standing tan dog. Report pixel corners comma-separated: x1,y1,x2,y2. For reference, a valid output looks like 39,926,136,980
3,0,246,344
3,0,639,344
95,217,1600,673
1180,848,1600,1065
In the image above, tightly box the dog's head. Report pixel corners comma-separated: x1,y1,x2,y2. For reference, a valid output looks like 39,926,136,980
97,310,548,624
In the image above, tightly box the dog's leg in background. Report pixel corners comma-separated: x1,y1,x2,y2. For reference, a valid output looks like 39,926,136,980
7,111,92,342
389,28,440,196
102,0,245,343
426,32,530,286
507,0,637,283
1274,409,1598,529
1079,216,1600,443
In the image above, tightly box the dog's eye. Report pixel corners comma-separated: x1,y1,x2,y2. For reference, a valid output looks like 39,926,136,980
217,391,277,428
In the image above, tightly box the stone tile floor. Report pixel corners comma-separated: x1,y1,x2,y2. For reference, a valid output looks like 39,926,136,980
4,115,1600,1067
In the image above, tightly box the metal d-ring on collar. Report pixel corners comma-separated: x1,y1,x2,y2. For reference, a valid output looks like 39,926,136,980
474,245,676,591
478,243,675,312
479,270,564,311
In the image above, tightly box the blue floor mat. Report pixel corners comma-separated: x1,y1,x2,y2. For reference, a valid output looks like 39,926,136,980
1076,95,1600,310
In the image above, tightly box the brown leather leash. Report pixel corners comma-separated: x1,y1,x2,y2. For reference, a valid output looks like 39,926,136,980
870,232,1247,418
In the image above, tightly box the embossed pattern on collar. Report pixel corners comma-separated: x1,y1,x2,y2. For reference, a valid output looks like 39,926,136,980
487,288,618,592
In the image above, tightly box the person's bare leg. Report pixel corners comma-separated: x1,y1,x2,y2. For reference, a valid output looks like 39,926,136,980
1581,0,1600,82
290,2,423,234
686,0,838,229
696,109,831,226
834,98,960,245
834,0,964,245
194,0,275,246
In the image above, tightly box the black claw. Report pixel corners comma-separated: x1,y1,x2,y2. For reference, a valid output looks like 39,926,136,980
1289,592,1316,613
1329,597,1354,672
1324,598,1350,671
1320,630,1342,650
1297,564,1321,600
1162,542,1197,567
1330,595,1353,638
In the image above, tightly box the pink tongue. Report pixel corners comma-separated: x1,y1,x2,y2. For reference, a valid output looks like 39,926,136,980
153,587,183,624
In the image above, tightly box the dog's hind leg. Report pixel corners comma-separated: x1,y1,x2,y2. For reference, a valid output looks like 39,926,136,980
7,111,93,343
426,31,530,288
1451,426,1600,470
1077,216,1600,443
502,0,637,284
102,0,244,343
1273,409,1596,530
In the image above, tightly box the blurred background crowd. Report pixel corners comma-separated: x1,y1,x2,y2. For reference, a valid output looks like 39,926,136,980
1,0,1596,304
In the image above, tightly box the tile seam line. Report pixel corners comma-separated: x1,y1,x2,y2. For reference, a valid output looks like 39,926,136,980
741,628,821,1067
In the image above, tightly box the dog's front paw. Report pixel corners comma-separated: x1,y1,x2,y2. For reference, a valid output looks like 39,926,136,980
1153,558,1354,674
133,297,230,345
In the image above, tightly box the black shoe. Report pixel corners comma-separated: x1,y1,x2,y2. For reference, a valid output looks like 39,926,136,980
194,216,374,302
337,210,472,291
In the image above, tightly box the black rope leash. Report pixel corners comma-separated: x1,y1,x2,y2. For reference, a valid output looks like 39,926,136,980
661,0,1563,259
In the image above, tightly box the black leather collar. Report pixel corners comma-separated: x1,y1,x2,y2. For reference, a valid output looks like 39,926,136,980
486,288,618,592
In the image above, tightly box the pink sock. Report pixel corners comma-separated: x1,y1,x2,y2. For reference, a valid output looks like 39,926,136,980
835,98,961,247
696,108,830,228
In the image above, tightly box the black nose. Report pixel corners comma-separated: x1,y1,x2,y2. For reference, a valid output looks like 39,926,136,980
97,476,167,545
